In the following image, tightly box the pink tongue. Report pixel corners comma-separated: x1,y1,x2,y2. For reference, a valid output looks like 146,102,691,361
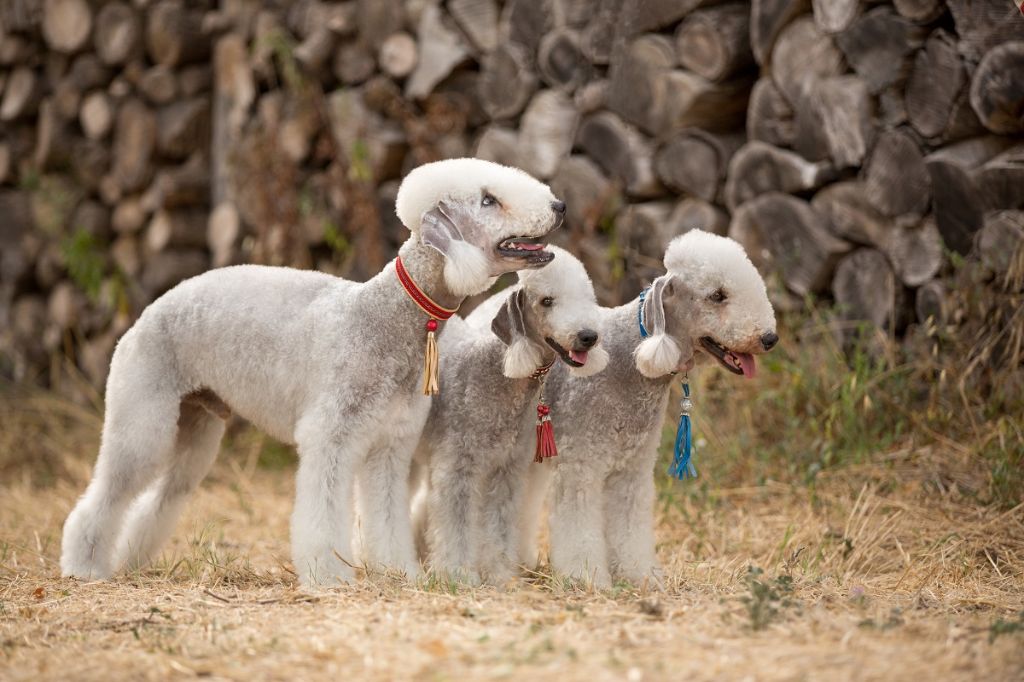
569,349,588,365
515,242,545,251
736,352,757,378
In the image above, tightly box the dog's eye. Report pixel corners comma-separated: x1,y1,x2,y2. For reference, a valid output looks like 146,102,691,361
481,193,498,207
540,296,554,307
709,289,727,303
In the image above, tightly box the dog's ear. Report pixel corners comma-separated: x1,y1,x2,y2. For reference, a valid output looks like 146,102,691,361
491,288,542,378
634,275,691,378
420,202,492,297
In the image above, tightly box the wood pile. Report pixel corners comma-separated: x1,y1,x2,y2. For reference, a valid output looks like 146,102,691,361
1,0,1023,396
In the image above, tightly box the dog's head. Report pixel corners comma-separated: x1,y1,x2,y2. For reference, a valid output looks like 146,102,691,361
395,158,564,297
634,230,777,379
491,246,609,379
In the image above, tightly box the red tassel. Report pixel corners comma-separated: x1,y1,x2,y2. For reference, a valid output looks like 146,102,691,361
534,403,557,463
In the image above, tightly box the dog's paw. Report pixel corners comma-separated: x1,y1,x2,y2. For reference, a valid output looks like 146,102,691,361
295,552,356,589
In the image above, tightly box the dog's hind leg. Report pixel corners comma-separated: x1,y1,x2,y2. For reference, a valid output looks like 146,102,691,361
61,352,184,579
115,397,226,571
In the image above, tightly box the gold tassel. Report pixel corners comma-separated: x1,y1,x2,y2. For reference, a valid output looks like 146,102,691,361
422,324,440,395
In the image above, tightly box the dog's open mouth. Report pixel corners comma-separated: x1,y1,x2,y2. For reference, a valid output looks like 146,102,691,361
545,337,588,367
700,337,757,378
497,236,554,265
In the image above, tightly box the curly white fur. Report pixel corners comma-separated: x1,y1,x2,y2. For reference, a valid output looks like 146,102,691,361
60,158,563,589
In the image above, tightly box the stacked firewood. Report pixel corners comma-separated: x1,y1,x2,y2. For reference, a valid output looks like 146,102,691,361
1,0,1022,396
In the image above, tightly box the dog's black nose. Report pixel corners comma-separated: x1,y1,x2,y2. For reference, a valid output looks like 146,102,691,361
551,200,566,214
577,329,598,348
761,332,779,351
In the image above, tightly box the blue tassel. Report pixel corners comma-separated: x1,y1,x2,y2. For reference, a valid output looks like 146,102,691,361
668,382,697,480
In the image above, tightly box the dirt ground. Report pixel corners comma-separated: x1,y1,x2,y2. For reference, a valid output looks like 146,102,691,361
0,385,1020,681
2,423,1022,682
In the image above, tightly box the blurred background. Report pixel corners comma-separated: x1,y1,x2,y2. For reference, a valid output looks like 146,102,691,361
0,0,1021,504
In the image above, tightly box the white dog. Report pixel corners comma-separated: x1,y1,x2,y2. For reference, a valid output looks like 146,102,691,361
61,158,566,587
413,246,608,584
518,230,778,587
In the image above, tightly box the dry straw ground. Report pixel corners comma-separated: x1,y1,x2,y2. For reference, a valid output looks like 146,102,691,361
2,319,1023,680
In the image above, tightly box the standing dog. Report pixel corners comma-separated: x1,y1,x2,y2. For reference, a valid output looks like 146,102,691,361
61,158,565,587
413,247,608,584
518,230,778,587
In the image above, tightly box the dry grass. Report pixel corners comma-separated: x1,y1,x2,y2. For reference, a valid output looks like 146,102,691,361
1,385,1022,682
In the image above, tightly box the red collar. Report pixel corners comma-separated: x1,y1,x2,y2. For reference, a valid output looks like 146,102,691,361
395,256,458,321
530,358,556,380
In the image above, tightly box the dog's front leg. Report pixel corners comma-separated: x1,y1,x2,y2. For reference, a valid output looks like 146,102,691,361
548,464,612,589
291,413,364,589
354,404,427,581
603,463,663,588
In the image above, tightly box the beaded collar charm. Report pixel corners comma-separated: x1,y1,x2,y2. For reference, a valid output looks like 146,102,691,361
638,288,698,481
531,358,557,463
395,256,458,395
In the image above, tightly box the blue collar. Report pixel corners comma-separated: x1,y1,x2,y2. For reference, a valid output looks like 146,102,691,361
637,288,650,339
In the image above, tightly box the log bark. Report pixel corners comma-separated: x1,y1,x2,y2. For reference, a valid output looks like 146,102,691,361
448,0,499,53
80,91,113,140
575,111,663,199
378,32,417,79
33,98,73,171
70,139,110,194
835,6,926,95
675,3,754,82
579,0,624,65
670,198,730,236
140,249,208,298
333,40,376,85
93,1,141,65
770,16,845,110
208,201,240,268
518,90,578,180
812,180,891,245
474,125,521,167
863,128,930,219
294,26,336,73
112,97,157,192
609,35,751,135
618,201,679,268
812,0,861,33
881,218,944,287
538,29,591,92
729,192,851,295
478,43,538,120
549,154,617,233
747,77,795,147
500,0,553,54
405,4,469,99
969,41,1024,135
946,0,1024,63
138,65,177,105
157,98,210,160
893,0,945,23
925,136,1013,254
145,208,209,253
977,145,1024,213
42,0,92,54
146,0,210,68
832,248,901,334
574,79,608,115
751,0,812,65
814,75,875,168
725,141,836,211
619,0,718,36
212,34,254,208
654,129,743,202
0,66,40,121
112,196,147,233
906,29,982,142
977,211,1024,278
143,153,210,211
0,144,9,185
